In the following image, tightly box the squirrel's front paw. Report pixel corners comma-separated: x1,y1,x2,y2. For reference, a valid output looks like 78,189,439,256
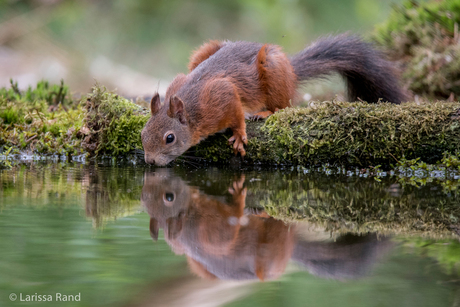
228,132,248,157
228,175,246,196
229,175,246,213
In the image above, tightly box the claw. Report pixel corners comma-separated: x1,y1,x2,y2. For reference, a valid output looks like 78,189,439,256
234,175,245,190
249,110,275,121
228,131,247,157
230,175,246,195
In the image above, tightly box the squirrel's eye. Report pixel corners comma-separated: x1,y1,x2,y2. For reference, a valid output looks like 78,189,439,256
166,134,175,144
165,192,174,202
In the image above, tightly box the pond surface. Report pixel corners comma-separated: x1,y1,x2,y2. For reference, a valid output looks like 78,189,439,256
0,163,459,307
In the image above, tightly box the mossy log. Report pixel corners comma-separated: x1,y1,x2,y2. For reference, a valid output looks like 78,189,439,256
1,83,460,167
78,86,460,166
194,101,460,167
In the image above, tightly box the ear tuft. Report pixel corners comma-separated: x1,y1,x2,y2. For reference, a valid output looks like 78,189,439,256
168,96,187,125
150,93,161,115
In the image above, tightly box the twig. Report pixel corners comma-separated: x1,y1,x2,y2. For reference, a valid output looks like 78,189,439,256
10,79,21,96
25,135,37,143
388,152,399,163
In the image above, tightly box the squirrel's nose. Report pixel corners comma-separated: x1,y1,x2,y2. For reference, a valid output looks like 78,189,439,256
144,155,155,165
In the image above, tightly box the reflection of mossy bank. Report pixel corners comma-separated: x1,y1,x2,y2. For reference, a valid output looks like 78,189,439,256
400,237,460,277
4,162,459,237
0,163,144,228
235,171,460,237
131,167,460,238
82,165,145,228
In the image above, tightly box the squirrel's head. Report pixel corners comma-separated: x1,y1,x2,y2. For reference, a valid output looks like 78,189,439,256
141,93,192,166
141,170,192,242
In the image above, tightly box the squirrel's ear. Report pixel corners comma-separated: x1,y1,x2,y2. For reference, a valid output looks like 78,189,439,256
166,215,183,240
149,217,159,242
168,96,187,125
150,93,161,115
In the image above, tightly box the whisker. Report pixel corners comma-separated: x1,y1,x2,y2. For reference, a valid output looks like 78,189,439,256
181,155,204,160
183,159,199,169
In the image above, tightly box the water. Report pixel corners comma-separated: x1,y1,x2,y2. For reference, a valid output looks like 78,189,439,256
0,163,459,307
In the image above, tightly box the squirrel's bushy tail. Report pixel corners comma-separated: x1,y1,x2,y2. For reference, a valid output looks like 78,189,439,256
290,35,406,103
291,234,393,279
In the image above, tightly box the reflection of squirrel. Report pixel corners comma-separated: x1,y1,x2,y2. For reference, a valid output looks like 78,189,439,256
142,35,406,166
141,171,290,280
141,171,393,281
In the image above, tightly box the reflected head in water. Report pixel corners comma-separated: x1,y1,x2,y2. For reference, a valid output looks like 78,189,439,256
141,168,191,242
141,170,393,281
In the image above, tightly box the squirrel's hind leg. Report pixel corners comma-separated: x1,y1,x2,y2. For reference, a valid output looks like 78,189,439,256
254,44,297,115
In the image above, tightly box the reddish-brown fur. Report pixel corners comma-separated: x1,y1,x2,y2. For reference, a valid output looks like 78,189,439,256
188,40,223,72
141,172,295,281
141,36,406,166
185,41,297,154
254,44,297,118
141,171,394,281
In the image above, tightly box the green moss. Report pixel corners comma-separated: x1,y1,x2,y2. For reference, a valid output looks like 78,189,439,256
81,84,150,156
195,101,460,167
0,81,84,155
0,107,20,125
0,79,73,107
0,82,151,158
1,81,459,169
441,152,460,169
372,0,460,99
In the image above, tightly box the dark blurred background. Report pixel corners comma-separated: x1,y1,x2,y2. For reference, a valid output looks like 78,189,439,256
0,0,403,97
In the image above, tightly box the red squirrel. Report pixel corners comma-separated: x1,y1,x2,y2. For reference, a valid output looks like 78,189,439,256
141,35,406,166
141,171,394,280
